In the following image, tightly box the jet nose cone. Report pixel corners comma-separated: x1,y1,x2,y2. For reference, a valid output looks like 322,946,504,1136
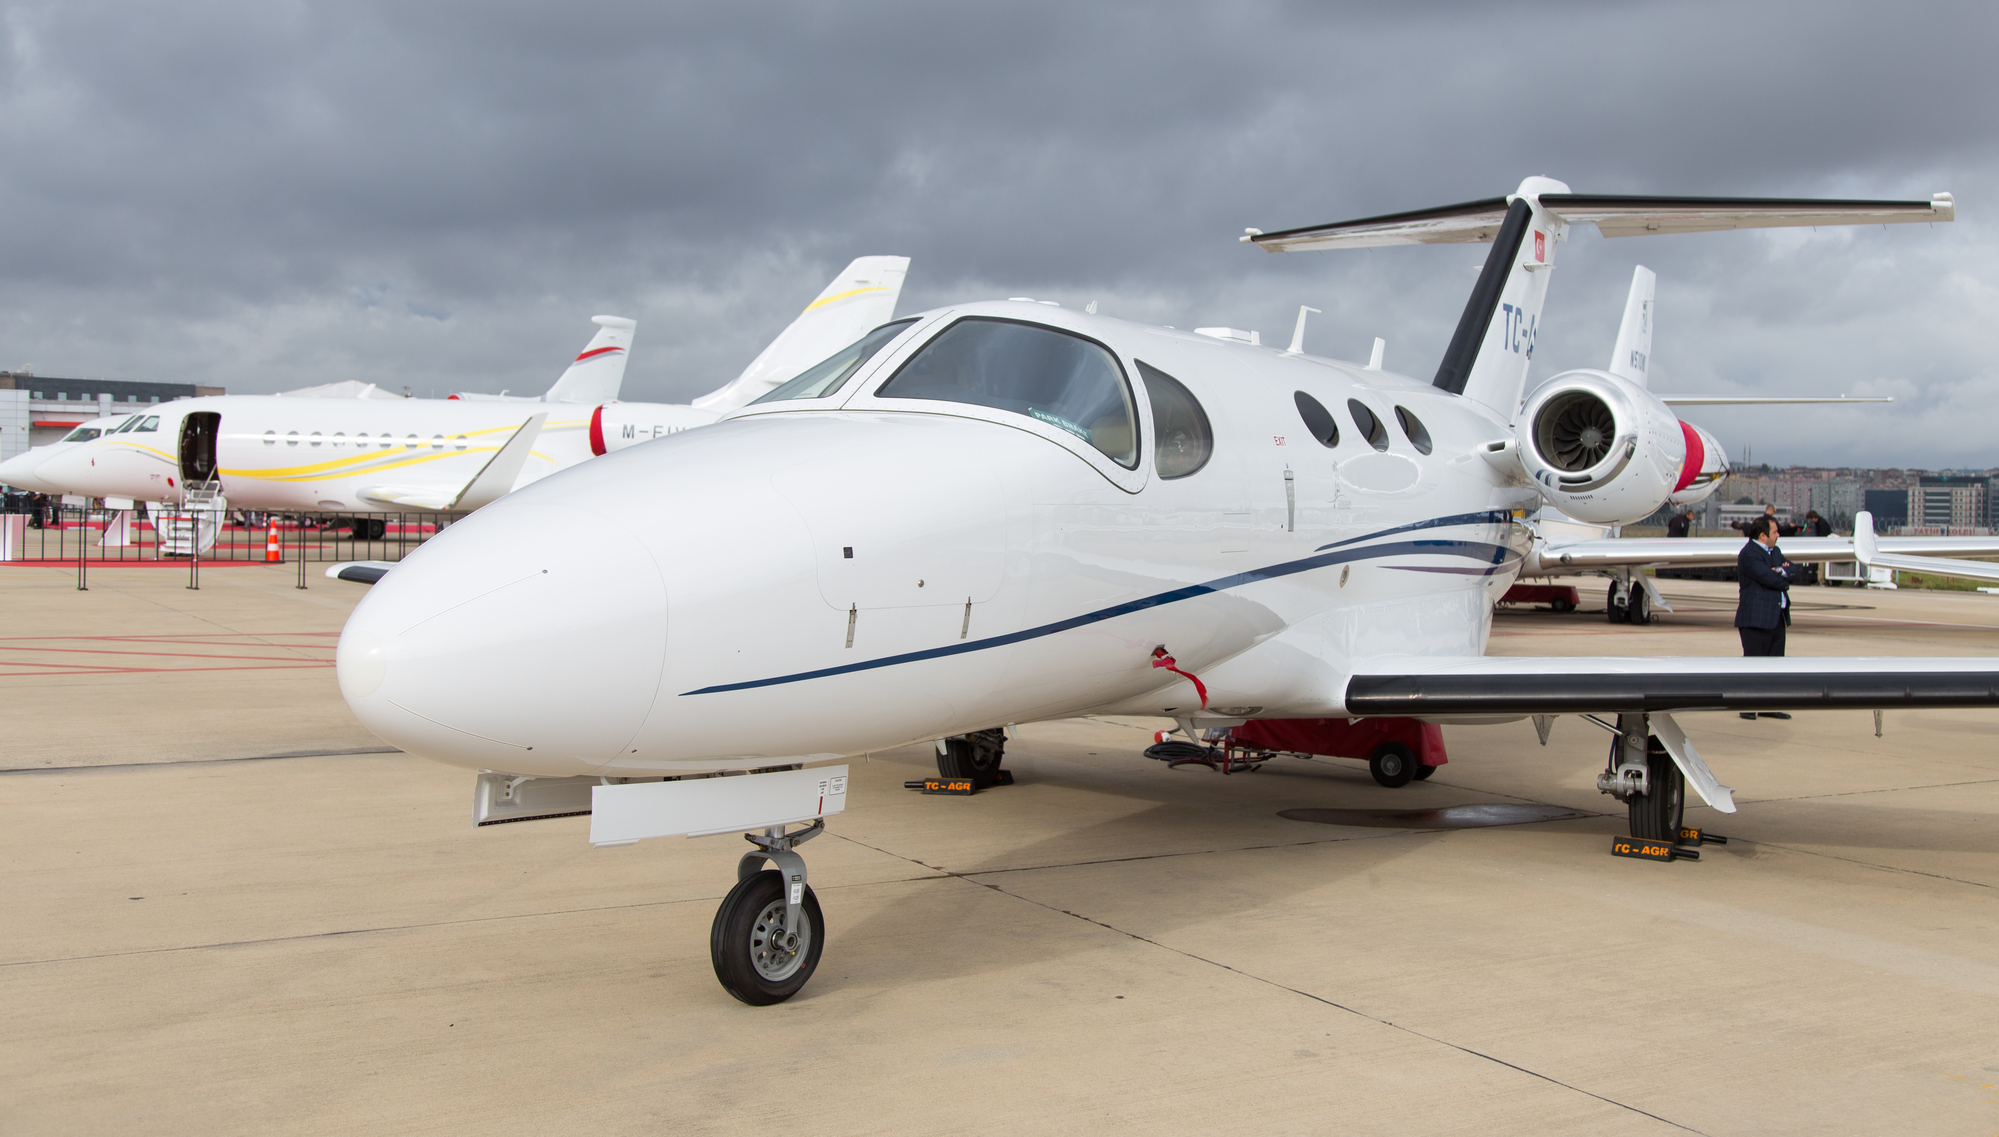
0,449,61,494
337,501,668,776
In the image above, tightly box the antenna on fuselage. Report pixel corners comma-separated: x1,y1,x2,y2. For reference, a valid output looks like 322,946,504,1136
1284,306,1321,355
1365,338,1385,371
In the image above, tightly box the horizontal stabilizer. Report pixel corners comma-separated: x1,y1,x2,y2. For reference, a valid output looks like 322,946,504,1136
1245,191,1952,253
1347,655,1999,716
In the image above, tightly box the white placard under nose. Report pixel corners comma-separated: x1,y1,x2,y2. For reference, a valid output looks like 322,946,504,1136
589,764,849,847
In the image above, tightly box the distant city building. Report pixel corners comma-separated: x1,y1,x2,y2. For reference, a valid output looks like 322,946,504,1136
1907,475,1988,533
1864,488,1909,528
0,372,224,461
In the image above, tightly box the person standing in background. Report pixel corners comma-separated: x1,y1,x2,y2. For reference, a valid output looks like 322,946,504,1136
1736,516,1801,720
1666,508,1693,538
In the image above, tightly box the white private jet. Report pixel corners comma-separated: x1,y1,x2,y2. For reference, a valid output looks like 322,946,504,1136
0,412,155,493
24,257,910,520
1505,266,1999,620
335,178,1989,1005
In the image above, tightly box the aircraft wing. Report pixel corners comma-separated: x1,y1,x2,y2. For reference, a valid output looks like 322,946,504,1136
1345,654,1999,716
356,414,547,513
1530,534,1999,572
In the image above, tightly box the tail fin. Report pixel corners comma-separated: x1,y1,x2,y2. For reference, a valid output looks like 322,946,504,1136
1435,176,1571,415
1606,266,1656,386
691,255,910,411
543,316,636,404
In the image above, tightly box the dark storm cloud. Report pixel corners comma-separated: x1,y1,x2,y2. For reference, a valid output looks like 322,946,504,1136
0,0,1994,464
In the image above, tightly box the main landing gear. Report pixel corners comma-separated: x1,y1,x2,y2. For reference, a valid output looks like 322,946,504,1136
1596,712,1684,840
1605,571,1652,625
937,727,1010,788
711,820,826,1005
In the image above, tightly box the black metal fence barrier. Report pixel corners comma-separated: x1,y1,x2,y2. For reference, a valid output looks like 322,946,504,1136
0,503,464,568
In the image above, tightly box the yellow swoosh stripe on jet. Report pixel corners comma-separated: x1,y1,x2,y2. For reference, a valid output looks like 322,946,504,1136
224,445,563,483
802,286,887,313
208,421,538,478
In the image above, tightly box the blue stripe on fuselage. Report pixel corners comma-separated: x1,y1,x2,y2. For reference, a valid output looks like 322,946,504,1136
681,510,1515,696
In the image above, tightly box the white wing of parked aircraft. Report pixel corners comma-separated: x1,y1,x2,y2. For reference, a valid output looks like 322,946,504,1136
336,178,1989,1005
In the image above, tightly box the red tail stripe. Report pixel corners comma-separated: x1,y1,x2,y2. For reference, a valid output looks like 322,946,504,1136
574,346,625,363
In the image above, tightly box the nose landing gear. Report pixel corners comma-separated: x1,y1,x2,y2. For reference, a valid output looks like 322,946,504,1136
712,820,826,1005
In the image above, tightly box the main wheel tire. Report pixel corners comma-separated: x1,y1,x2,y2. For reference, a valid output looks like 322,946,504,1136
368,518,388,540
1625,737,1685,840
1606,582,1628,624
1412,760,1437,781
710,870,824,1006
1369,742,1418,788
938,727,1006,786
1629,584,1652,625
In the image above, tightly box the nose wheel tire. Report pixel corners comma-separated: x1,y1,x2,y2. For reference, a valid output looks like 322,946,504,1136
710,870,824,1006
1625,739,1685,840
1368,742,1418,787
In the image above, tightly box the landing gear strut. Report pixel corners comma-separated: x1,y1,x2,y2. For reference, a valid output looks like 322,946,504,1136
1596,712,1684,839
711,820,826,1005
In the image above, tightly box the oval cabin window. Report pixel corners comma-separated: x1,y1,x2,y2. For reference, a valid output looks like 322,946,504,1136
1394,406,1433,455
1348,400,1388,451
1293,391,1339,447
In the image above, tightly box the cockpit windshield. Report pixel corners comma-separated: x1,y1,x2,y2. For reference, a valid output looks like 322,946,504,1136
62,420,125,442
876,317,1138,468
752,319,918,404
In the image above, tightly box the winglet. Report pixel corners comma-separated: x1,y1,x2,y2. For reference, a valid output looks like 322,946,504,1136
1854,510,1878,566
452,413,547,511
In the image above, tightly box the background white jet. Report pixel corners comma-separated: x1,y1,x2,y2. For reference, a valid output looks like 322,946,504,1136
25,256,910,515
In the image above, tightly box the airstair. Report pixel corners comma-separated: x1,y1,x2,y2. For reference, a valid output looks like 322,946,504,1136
159,480,226,557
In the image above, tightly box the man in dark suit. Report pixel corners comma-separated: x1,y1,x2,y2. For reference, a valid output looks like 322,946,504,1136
1736,516,1801,719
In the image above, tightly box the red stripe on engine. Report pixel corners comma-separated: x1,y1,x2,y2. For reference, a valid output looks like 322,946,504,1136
574,346,625,363
1673,420,1703,493
589,405,607,456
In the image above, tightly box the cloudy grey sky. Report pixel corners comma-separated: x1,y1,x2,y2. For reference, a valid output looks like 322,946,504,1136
1,0,1994,466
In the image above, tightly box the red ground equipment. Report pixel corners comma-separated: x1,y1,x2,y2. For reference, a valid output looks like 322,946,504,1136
1500,583,1579,611
1230,717,1447,788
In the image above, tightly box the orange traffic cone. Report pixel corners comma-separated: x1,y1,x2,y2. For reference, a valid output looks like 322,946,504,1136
265,522,283,563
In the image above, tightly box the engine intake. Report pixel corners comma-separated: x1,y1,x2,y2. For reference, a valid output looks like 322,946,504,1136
1516,370,1686,525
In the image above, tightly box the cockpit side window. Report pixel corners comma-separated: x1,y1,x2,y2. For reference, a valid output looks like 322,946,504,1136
134,416,160,432
1137,361,1211,479
877,317,1138,468
114,416,142,433
62,426,103,442
752,319,918,404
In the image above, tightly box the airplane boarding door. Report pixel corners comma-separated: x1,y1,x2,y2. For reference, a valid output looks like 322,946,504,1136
178,412,220,484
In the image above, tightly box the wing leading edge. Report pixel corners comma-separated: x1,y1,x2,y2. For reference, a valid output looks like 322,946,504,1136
1345,655,1999,716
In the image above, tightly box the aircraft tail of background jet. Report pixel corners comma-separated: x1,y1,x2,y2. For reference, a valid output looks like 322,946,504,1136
542,315,637,404
1606,265,1656,386
690,255,910,412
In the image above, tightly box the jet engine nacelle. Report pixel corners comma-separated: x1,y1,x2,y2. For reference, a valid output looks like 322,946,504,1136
1665,421,1728,506
588,402,723,455
1516,369,1687,526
